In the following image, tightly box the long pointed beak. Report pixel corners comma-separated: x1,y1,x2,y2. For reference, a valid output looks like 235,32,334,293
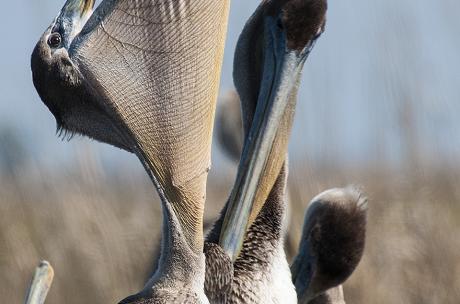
219,15,323,261
24,261,54,304
56,0,95,47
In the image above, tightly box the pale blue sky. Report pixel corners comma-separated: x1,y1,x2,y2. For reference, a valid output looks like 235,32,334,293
0,1,459,171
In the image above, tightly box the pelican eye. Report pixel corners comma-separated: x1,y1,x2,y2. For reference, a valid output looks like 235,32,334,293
48,33,62,48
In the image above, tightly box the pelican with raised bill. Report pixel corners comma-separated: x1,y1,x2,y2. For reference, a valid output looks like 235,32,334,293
31,0,230,302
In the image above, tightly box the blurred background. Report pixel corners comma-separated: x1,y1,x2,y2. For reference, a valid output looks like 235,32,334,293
1,1,460,303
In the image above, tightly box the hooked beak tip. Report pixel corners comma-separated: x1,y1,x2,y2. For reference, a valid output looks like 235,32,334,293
62,0,95,18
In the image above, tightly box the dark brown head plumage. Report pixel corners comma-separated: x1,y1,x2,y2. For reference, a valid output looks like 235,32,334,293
310,191,367,290
281,0,328,50
292,187,368,301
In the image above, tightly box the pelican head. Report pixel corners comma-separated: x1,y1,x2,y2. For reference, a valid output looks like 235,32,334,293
220,0,327,261
291,187,368,303
31,0,123,147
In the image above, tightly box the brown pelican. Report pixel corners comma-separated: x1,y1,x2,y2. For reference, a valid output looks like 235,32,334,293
203,0,327,302
204,1,367,302
291,187,368,303
31,0,230,302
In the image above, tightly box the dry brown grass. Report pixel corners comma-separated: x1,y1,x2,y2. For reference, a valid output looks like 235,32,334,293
1,156,459,303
